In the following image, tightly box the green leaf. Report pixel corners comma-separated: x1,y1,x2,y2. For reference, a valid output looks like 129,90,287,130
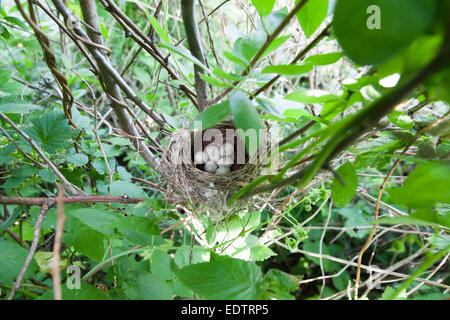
333,0,437,65
261,8,288,34
66,153,89,167
379,209,450,229
233,31,267,64
34,252,65,274
91,158,116,175
25,110,74,153
331,161,358,207
99,22,109,39
124,272,173,300
261,35,290,58
250,245,276,261
190,100,231,130
109,216,160,236
284,89,343,104
117,166,132,182
0,240,38,284
251,0,276,17
302,241,340,272
174,247,209,268
388,111,413,129
387,163,450,209
120,230,164,247
230,91,262,155
283,108,323,123
199,73,233,88
110,180,147,199
296,0,329,38
426,234,450,250
426,67,450,104
331,270,351,291
212,68,245,82
38,168,56,183
303,52,343,66
0,68,12,85
262,269,300,300
64,218,105,261
158,43,209,71
175,255,263,299
338,206,372,239
224,51,248,68
67,207,120,237
0,210,19,232
0,103,40,114
148,16,170,44
261,64,313,75
0,96,41,113
380,286,400,300
256,97,282,116
151,250,172,280
39,283,110,300
0,23,10,39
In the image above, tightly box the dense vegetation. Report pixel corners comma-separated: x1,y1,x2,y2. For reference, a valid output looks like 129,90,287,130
0,0,449,300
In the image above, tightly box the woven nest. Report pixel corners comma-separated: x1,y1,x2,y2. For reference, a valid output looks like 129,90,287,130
160,121,268,215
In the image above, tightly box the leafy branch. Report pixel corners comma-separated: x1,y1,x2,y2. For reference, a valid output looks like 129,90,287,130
232,39,450,201
206,0,310,106
181,0,209,111
0,195,146,206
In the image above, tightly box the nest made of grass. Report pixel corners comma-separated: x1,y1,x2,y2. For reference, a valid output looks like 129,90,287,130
160,121,267,213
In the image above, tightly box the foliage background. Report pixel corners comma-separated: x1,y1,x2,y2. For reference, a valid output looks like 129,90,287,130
0,0,449,300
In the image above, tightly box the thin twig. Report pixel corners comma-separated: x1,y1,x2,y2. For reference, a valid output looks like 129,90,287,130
354,110,450,299
7,202,53,300
0,196,146,206
405,253,449,296
0,112,84,196
206,0,310,106
181,0,209,110
51,185,66,300
252,24,330,98
319,200,333,298
273,240,450,291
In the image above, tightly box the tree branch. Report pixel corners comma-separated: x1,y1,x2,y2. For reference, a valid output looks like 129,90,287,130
51,185,66,300
251,23,330,98
0,196,146,206
233,40,450,201
181,0,209,111
48,0,162,172
99,0,199,108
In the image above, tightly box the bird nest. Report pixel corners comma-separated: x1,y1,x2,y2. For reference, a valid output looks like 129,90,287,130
160,121,269,215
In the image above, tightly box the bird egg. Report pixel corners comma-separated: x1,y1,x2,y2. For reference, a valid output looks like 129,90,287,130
220,142,234,157
204,160,218,173
205,145,220,162
218,156,233,166
194,151,208,164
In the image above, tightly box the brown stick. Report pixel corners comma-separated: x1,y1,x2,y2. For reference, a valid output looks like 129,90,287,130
0,196,146,206
51,185,66,300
